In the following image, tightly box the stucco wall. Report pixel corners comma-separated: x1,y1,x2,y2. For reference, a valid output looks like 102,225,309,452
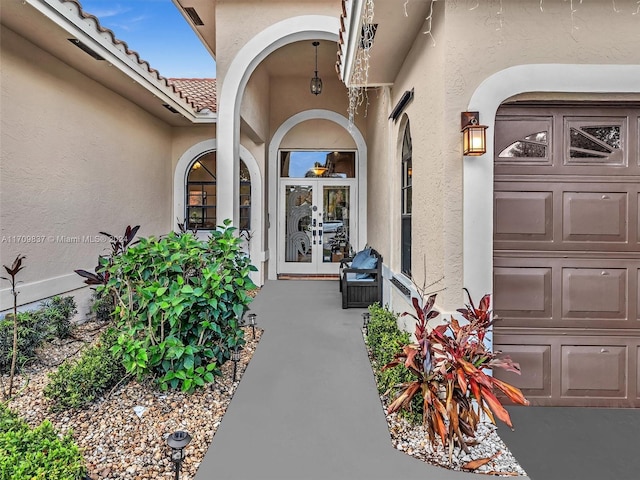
367,0,640,312
269,75,358,135
215,0,340,83
0,27,173,311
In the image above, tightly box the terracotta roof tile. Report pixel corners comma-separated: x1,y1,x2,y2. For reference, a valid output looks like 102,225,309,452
167,78,217,113
63,0,213,113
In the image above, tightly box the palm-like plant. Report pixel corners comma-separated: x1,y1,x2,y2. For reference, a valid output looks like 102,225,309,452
383,289,529,460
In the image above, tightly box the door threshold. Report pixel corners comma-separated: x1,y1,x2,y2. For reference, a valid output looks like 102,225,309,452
277,274,339,280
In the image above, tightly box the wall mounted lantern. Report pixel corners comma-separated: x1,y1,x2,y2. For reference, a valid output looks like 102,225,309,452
167,430,191,480
461,111,488,156
310,41,323,95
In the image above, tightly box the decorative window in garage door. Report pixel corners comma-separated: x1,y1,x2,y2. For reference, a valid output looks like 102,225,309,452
495,117,552,165
565,118,625,165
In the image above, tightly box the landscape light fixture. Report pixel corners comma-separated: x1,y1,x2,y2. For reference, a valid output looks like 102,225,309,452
231,346,242,383
362,312,370,335
166,430,191,480
310,41,323,95
247,312,257,339
461,111,488,156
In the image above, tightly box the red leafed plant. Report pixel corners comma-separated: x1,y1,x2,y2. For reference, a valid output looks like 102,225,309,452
383,288,529,460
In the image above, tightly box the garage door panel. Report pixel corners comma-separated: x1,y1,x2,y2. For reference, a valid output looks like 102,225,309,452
561,345,627,398
495,105,640,408
563,191,627,243
493,344,551,398
562,268,627,320
495,191,552,241
494,267,551,320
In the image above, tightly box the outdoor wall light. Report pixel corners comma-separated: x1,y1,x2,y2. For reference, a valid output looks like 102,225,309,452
167,430,191,480
247,312,257,340
461,111,488,156
310,41,323,95
231,346,242,383
362,312,370,335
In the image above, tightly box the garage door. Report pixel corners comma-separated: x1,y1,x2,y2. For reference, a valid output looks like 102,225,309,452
493,104,640,407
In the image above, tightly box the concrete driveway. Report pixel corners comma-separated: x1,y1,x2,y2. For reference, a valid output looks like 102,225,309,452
497,405,640,480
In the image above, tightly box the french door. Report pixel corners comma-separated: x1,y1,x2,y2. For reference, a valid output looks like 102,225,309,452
278,179,357,274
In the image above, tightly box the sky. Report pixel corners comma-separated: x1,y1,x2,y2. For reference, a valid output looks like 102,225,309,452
79,0,216,78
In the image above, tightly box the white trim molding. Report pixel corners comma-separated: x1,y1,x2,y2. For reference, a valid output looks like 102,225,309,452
216,15,340,226
267,109,368,280
463,63,640,302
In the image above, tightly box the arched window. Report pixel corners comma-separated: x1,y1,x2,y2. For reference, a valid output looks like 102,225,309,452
185,153,251,231
187,152,217,230
401,122,412,276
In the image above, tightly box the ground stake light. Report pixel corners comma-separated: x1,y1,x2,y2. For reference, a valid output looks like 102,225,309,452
247,312,257,339
167,430,191,480
231,345,242,383
362,311,370,336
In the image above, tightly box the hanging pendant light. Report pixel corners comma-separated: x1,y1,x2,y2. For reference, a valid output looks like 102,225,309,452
310,41,322,95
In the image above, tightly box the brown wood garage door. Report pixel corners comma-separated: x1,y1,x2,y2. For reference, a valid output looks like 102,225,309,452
493,104,640,407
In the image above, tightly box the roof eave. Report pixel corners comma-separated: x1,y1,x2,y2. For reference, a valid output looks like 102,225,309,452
28,0,211,123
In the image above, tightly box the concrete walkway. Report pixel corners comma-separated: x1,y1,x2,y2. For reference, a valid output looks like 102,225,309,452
195,280,520,480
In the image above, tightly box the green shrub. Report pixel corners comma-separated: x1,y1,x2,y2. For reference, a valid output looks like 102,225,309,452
0,403,86,479
44,327,125,411
102,221,256,393
90,291,114,323
365,304,420,423
365,304,413,394
0,296,77,375
41,296,77,339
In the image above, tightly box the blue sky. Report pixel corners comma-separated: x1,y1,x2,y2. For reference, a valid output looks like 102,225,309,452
80,0,216,78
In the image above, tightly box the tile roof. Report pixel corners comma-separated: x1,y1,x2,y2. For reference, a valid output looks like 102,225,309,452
167,78,217,113
62,0,214,113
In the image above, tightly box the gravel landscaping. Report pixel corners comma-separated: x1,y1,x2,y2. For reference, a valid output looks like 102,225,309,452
365,330,528,477
4,320,262,480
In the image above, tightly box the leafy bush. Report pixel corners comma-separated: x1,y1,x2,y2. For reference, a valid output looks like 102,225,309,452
365,304,420,423
40,296,77,339
89,291,114,323
383,289,529,458
365,304,412,394
44,327,124,411
0,296,77,375
102,221,256,393
0,403,87,479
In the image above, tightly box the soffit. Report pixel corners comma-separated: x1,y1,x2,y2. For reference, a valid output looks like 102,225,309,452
1,0,215,126
173,0,216,59
261,40,338,78
340,0,432,86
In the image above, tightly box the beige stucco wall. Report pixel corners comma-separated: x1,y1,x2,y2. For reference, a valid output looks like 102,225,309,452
0,27,173,311
171,126,218,172
215,0,340,84
365,0,640,313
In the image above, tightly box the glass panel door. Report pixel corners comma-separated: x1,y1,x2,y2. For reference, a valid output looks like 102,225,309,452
284,184,313,264
322,185,351,264
279,179,356,275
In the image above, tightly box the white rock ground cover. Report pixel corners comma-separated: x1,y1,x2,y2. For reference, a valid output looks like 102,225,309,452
365,331,528,477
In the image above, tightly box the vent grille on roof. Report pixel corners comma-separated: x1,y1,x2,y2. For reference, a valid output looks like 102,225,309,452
68,39,104,60
183,7,204,26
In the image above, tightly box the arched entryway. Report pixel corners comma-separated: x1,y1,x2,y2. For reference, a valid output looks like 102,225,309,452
268,110,368,280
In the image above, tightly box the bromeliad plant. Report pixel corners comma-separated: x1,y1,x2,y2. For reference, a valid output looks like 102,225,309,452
383,288,529,460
